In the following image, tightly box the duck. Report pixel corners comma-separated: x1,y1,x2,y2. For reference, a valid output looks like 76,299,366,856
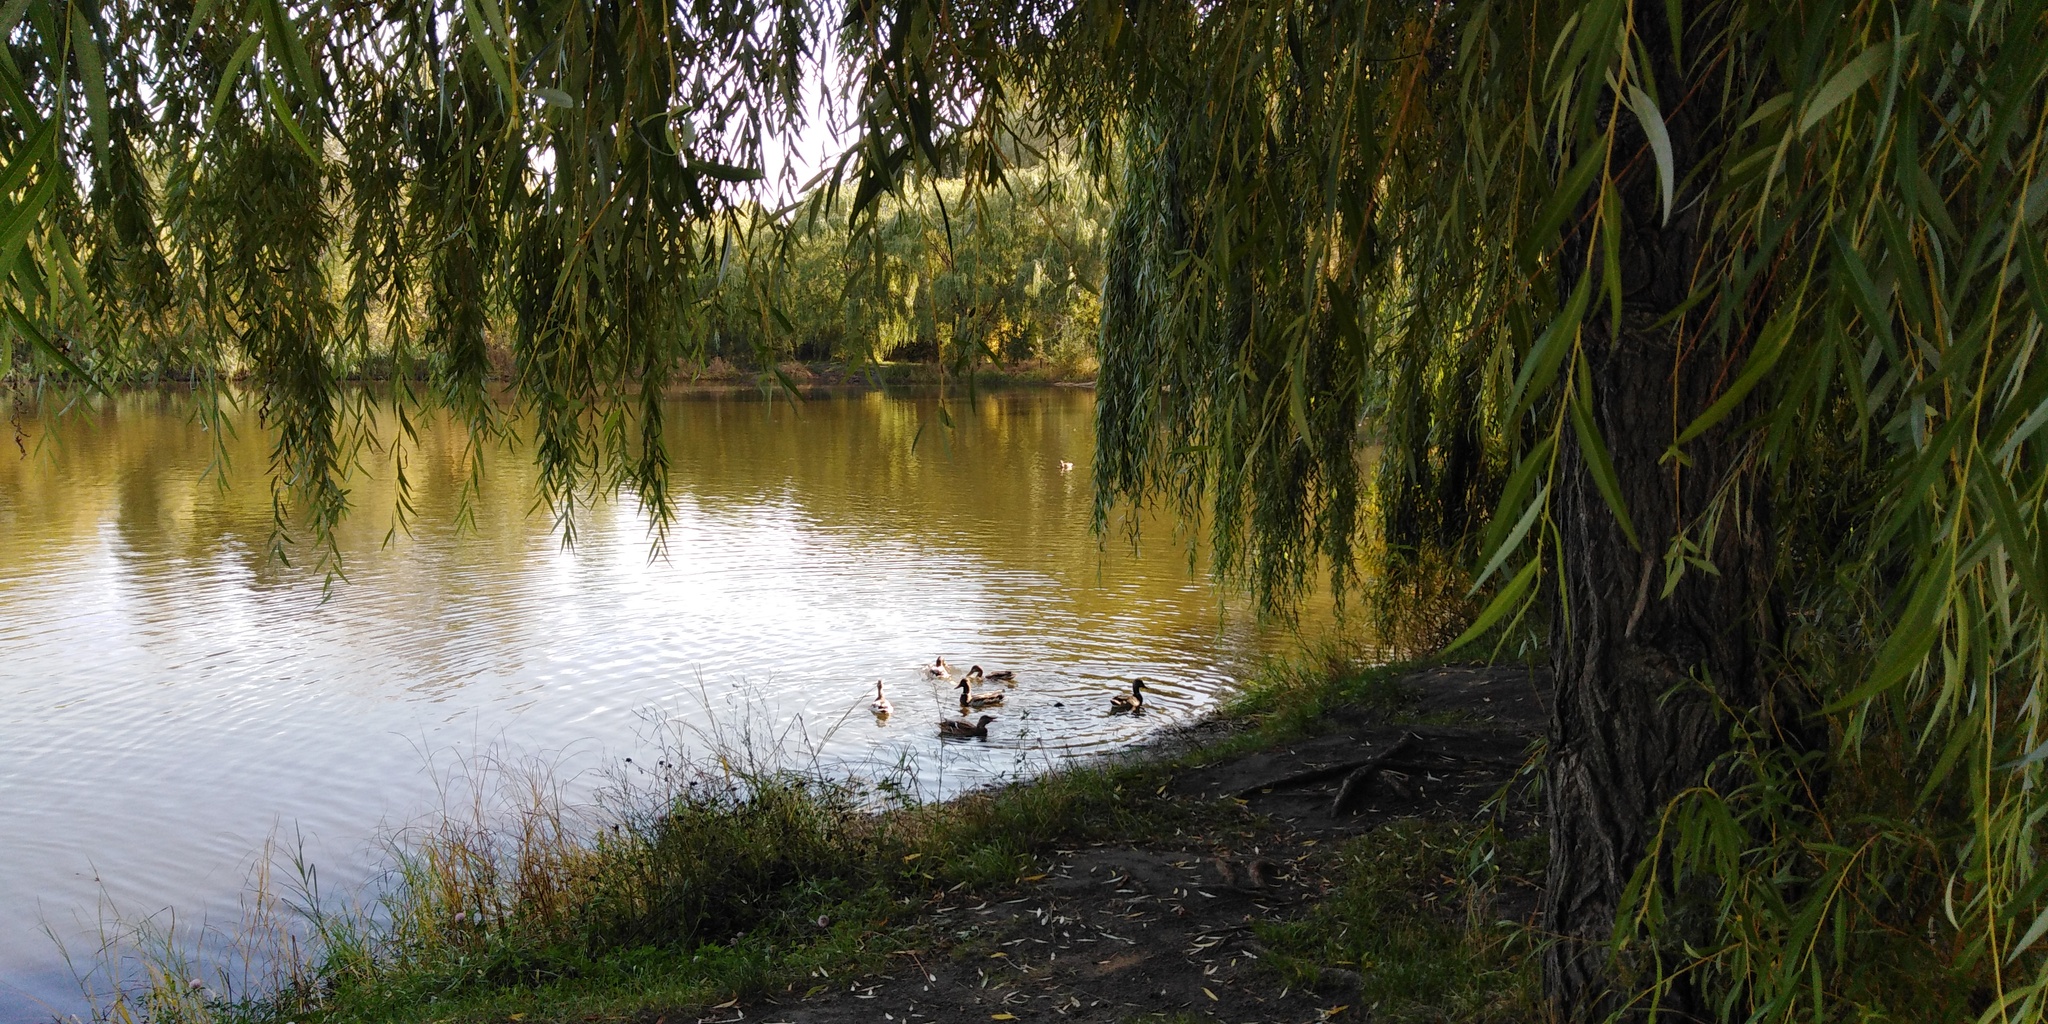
1058,460,1074,472
1110,678,1147,713
938,714,996,738
966,665,1017,684
869,680,892,716
956,677,1005,708
922,656,953,679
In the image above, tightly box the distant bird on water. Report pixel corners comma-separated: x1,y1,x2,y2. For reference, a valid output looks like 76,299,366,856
966,665,1016,684
938,714,996,738
869,680,892,716
1110,678,1148,713
923,656,953,679
1058,460,1074,472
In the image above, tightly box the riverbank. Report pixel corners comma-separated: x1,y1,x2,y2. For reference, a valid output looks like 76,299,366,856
6,358,1097,394
125,652,1547,1024
669,358,1098,393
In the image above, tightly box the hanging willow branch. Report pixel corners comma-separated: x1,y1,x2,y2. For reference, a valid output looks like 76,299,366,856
0,0,817,569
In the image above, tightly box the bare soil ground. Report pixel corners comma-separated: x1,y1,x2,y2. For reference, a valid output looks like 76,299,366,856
679,664,1550,1024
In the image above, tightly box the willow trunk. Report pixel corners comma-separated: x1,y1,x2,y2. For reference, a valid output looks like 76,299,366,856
1539,5,1775,1019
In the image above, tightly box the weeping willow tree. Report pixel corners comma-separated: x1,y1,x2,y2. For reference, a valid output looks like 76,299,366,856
0,0,816,558
6,0,2048,1019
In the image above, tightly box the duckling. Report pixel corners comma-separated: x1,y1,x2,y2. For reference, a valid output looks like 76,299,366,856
956,677,1005,708
922,656,953,679
938,714,996,738
1110,678,1148,713
967,665,1017,684
869,680,892,716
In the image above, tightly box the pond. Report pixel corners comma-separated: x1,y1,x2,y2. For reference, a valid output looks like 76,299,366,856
0,386,1327,1020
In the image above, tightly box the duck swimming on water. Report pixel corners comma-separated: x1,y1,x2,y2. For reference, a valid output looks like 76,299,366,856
938,714,996,738
922,656,953,679
966,665,1016,684
869,680,892,716
1110,678,1148,713
957,677,1005,708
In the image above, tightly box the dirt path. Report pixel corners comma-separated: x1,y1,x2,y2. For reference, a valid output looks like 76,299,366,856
689,665,1549,1024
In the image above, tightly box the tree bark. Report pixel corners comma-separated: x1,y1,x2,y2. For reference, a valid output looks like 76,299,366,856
1539,4,1777,1019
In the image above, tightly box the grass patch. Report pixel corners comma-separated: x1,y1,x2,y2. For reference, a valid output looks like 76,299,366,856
1255,819,1544,1022
151,753,1203,1024
1221,642,1420,729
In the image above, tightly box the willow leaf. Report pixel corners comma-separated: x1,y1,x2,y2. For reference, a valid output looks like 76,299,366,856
2008,902,2048,963
0,169,55,272
69,7,109,167
1998,392,2048,465
1473,483,1549,592
0,113,54,200
208,28,263,128
1509,272,1590,420
261,0,319,97
1975,460,2048,616
1739,91,1792,131
1447,557,1541,653
1676,312,1797,446
1627,85,1675,224
1800,38,1899,135
1571,361,1640,549
1480,434,1558,561
2024,170,2048,225
1524,144,1604,263
463,0,516,101
1833,227,1897,356
263,72,320,162
1825,565,1948,712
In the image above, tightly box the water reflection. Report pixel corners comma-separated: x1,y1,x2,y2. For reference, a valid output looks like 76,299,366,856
0,388,1326,1020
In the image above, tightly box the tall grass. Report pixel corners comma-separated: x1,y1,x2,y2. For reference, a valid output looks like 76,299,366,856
73,689,1182,1024
62,832,329,1024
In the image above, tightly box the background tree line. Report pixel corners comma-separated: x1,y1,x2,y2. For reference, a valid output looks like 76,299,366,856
707,160,1105,373
0,159,1107,383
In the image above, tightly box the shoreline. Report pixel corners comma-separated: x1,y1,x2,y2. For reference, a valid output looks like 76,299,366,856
94,650,1548,1024
3,361,1099,397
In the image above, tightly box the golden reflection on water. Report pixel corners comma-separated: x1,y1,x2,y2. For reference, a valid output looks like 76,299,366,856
0,387,1331,1020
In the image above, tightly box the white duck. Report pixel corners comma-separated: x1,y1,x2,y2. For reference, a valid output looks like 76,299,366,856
922,656,953,679
869,680,892,716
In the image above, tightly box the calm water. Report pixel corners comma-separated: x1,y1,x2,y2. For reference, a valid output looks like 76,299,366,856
0,387,1322,1020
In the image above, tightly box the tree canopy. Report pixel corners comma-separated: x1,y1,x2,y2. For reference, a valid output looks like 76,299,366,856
6,0,2048,1019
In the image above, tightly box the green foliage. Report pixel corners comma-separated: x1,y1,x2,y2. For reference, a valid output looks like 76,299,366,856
707,160,1107,372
